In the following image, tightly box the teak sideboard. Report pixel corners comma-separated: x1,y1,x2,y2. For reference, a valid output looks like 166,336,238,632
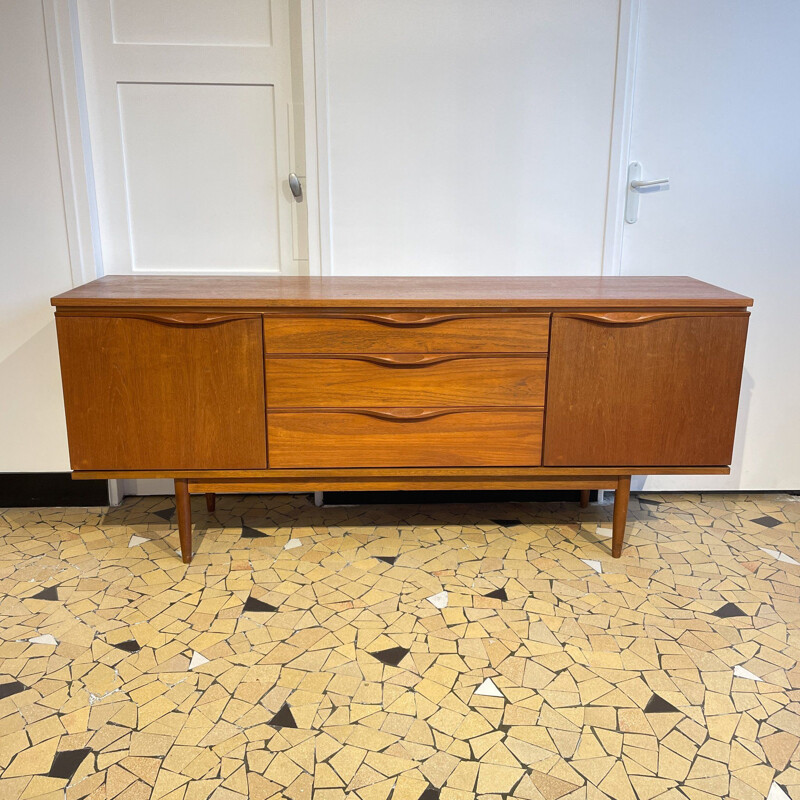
52,276,752,563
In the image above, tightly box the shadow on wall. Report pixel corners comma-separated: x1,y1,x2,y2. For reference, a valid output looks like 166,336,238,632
0,319,70,472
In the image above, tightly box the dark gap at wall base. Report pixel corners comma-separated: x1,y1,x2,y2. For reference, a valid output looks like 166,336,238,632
322,490,598,505
0,473,109,508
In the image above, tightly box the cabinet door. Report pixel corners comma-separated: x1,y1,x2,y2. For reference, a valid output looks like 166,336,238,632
57,314,267,470
543,312,749,466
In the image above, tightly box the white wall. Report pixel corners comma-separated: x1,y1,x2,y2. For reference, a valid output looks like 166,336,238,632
323,0,620,276
0,0,73,472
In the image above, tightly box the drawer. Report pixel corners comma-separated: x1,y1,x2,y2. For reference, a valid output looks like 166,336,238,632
263,313,549,353
265,355,547,408
267,409,543,467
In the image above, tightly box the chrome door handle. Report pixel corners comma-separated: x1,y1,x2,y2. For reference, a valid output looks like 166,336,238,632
630,177,670,189
288,173,303,201
625,162,669,223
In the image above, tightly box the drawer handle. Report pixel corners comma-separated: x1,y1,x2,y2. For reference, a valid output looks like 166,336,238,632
345,312,469,327
353,354,465,367
561,311,705,325
349,407,461,421
113,312,256,327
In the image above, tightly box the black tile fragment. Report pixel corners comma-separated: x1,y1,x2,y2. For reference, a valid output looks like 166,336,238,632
48,748,91,779
418,787,440,800
644,694,680,714
485,587,508,601
752,515,781,528
153,508,174,521
0,681,27,700
638,497,661,506
243,594,278,613
269,703,297,728
376,555,397,565
30,586,58,601
491,519,523,527
370,646,410,667
241,524,268,539
112,640,141,653
713,602,747,618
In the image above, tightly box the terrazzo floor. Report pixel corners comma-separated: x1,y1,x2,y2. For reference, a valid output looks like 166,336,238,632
1,491,799,800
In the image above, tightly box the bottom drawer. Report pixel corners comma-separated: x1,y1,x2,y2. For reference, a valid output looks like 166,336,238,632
268,409,543,468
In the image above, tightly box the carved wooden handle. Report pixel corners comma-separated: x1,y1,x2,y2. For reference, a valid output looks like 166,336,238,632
342,312,468,327
560,311,697,325
347,408,460,421
123,312,257,327
348,354,465,367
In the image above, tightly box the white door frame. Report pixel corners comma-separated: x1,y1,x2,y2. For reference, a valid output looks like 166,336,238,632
601,0,640,277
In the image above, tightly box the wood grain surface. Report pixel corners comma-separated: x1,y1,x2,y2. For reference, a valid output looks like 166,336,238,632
268,409,544,468
265,355,547,407
543,312,750,466
263,314,550,353
52,275,753,309
56,315,267,470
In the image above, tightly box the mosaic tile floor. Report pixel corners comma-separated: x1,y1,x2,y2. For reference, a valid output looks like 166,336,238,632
1,491,800,800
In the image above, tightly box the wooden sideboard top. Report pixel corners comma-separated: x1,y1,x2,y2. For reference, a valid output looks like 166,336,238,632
52,275,753,309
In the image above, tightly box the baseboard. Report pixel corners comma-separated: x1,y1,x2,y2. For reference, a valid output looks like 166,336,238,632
0,472,109,508
322,489,598,505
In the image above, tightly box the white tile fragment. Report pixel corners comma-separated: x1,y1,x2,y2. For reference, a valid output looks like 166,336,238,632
427,591,448,609
189,651,209,670
29,634,57,645
733,665,762,682
767,783,791,800
284,538,302,550
474,678,504,698
760,547,800,565
581,559,602,574
595,527,612,539
128,535,148,547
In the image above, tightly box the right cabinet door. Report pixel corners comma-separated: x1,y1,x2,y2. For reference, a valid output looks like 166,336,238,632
543,312,749,466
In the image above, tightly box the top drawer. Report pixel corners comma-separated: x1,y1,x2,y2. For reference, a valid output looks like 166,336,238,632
263,313,550,353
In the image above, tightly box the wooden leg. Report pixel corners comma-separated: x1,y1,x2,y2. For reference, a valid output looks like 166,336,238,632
579,489,590,508
205,492,216,513
611,475,631,558
175,479,192,564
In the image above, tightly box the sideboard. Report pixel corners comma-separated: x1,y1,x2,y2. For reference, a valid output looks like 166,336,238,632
51,276,752,563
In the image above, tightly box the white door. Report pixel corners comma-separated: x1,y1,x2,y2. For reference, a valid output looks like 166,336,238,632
619,0,800,491
76,0,306,275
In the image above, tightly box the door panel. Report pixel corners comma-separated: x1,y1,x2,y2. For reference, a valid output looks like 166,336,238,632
56,315,267,469
543,313,749,466
620,0,799,488
76,0,305,275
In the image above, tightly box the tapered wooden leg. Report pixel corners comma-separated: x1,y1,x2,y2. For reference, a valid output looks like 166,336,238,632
205,492,216,513
175,479,192,564
579,489,590,508
612,475,631,558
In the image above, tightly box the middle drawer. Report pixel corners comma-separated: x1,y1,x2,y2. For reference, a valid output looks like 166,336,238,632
266,355,547,408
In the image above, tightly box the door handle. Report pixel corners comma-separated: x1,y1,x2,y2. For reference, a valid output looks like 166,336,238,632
630,177,669,189
625,162,669,223
288,173,303,201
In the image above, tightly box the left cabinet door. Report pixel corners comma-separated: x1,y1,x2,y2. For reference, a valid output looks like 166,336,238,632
56,315,267,470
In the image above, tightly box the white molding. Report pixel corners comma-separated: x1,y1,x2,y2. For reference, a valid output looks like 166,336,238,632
601,0,640,276
298,0,322,275
42,0,103,285
311,0,333,275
